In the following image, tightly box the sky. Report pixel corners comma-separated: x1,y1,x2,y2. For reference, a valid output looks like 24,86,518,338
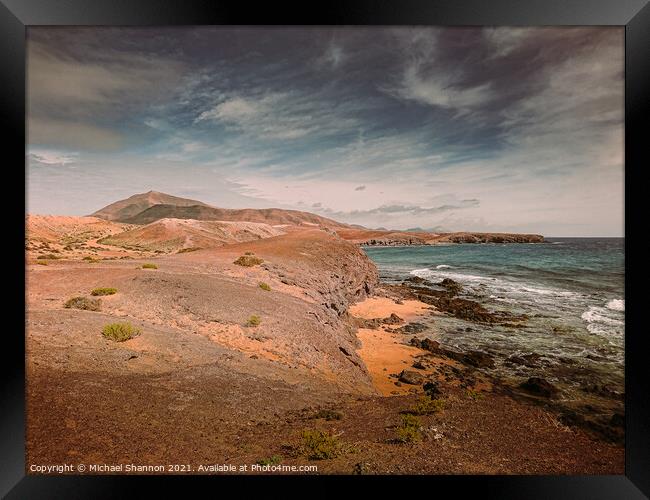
26,27,624,236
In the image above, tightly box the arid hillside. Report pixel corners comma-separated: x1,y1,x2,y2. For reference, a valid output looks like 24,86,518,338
91,191,349,229
98,218,285,253
89,191,211,221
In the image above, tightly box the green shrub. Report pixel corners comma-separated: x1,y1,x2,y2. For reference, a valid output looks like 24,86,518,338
409,395,445,415
300,430,341,460
312,409,343,421
91,287,117,296
256,455,282,466
101,322,141,342
466,389,484,400
258,282,271,291
396,414,422,443
246,315,261,327
234,255,264,267
142,263,158,269
64,296,101,311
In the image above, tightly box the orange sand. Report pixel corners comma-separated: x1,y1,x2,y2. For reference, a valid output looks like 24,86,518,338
352,297,437,396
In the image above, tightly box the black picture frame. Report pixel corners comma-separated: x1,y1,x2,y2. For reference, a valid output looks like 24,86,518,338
2,0,648,497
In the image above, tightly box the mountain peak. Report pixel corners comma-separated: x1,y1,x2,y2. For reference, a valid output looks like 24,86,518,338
90,191,212,221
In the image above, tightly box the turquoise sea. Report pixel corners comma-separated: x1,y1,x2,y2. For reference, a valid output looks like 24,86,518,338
363,238,624,415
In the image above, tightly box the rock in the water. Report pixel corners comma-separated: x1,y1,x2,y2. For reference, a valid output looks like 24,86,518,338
398,370,425,385
506,353,541,367
438,278,463,294
459,350,495,369
519,377,558,398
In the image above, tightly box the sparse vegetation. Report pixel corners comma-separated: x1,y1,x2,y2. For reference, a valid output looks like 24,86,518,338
312,409,343,421
101,322,141,342
300,429,341,460
466,389,484,400
36,260,48,266
64,296,101,312
177,247,201,254
234,255,264,267
38,253,60,260
396,414,422,443
258,282,271,291
246,315,261,327
83,256,100,263
408,395,445,415
142,263,158,269
244,251,254,255
256,455,283,466
91,287,117,296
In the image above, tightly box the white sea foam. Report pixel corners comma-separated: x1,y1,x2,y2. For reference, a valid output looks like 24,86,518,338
410,267,580,300
582,306,622,323
606,299,625,311
436,264,453,269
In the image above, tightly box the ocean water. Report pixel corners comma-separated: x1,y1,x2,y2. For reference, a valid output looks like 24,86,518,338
362,238,624,414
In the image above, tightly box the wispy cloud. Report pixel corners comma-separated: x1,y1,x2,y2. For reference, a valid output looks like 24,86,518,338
28,149,77,166
195,91,360,140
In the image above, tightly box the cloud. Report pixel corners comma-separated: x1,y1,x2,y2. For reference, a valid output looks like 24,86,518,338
397,65,493,111
483,28,534,58
328,199,480,218
28,149,77,166
354,185,366,191
195,92,359,140
319,42,346,69
27,37,185,150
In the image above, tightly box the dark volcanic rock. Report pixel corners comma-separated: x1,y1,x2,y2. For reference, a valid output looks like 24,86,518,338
410,337,494,369
382,313,404,325
610,413,624,428
351,317,382,329
404,276,431,286
395,322,428,335
458,351,496,369
398,370,425,385
519,377,559,398
423,381,442,397
581,383,624,401
438,278,463,295
412,360,429,370
410,337,440,351
506,353,542,368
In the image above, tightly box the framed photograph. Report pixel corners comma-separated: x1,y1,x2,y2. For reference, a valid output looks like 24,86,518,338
3,0,648,497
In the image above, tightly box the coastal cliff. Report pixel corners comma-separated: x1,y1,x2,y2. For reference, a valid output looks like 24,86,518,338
336,229,544,246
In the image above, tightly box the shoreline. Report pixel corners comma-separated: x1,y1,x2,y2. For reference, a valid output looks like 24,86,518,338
350,275,624,446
